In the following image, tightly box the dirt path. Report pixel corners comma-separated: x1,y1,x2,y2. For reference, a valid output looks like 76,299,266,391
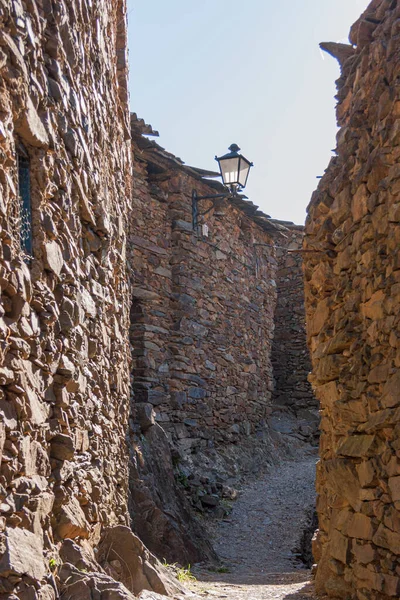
191,448,319,600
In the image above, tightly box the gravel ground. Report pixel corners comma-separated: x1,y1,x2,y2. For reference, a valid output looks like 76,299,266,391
190,448,319,600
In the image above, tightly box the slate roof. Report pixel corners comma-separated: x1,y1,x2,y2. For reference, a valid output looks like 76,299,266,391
131,113,297,237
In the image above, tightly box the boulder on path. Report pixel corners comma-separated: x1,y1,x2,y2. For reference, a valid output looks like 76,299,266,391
98,526,185,597
58,528,194,600
58,563,136,600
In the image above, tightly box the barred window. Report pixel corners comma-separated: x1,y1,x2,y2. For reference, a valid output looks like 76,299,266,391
17,151,33,257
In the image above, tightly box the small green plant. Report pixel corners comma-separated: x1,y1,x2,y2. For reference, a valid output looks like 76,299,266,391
162,559,175,568
208,564,230,574
176,565,196,583
161,560,197,584
49,558,58,571
176,472,189,488
215,566,230,573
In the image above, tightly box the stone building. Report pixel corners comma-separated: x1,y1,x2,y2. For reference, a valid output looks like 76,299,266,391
128,115,280,561
0,0,132,597
129,114,282,454
304,0,400,598
127,116,317,562
0,0,316,596
271,224,317,422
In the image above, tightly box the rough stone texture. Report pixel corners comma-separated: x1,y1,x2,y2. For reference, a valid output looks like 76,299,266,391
0,0,132,596
0,527,46,580
129,423,217,565
98,526,186,597
0,0,320,592
128,120,292,560
58,564,137,600
130,118,279,452
58,532,190,600
271,225,317,434
166,174,277,449
128,118,319,563
304,1,400,598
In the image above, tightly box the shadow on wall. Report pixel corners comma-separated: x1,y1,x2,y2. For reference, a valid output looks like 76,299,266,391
270,225,320,445
128,421,217,565
128,295,215,564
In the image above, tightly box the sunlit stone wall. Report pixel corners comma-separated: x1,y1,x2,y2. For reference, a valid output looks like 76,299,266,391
304,1,400,597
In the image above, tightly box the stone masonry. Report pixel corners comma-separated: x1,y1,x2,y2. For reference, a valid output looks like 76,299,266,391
0,0,318,595
0,1,132,597
130,116,282,454
271,224,316,416
304,1,400,598
128,118,310,561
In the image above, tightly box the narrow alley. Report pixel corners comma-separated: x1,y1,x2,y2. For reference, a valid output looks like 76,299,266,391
191,447,319,600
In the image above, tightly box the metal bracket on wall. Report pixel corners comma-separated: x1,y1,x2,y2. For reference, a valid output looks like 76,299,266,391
191,189,233,232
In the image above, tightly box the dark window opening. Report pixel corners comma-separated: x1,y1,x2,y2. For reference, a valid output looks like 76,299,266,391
17,151,33,257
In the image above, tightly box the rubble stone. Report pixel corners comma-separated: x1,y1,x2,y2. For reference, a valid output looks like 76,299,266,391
0,527,46,580
304,0,400,597
271,224,319,442
129,126,279,450
0,0,132,595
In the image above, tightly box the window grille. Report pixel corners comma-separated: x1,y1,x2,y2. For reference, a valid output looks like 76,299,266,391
17,154,33,256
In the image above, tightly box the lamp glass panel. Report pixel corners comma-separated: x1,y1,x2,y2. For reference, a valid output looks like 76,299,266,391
219,156,240,185
238,157,252,187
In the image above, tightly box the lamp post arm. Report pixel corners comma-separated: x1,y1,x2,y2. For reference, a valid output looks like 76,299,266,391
199,205,216,219
194,192,232,201
192,190,235,231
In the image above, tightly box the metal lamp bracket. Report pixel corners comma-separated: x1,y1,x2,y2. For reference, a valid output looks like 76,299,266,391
192,189,234,232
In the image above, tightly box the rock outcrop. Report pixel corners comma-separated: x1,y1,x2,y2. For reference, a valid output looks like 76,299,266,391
304,0,400,598
129,423,216,565
58,528,189,600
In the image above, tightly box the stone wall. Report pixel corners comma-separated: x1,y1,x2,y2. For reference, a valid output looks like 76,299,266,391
166,173,278,451
129,123,280,456
128,123,286,560
304,1,400,598
271,225,315,415
129,133,173,412
0,0,322,594
128,125,216,564
0,1,132,597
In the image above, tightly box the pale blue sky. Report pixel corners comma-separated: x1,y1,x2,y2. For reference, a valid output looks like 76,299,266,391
126,0,370,224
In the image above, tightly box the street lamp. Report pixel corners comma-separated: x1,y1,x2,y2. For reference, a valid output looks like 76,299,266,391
215,144,253,194
192,144,253,232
